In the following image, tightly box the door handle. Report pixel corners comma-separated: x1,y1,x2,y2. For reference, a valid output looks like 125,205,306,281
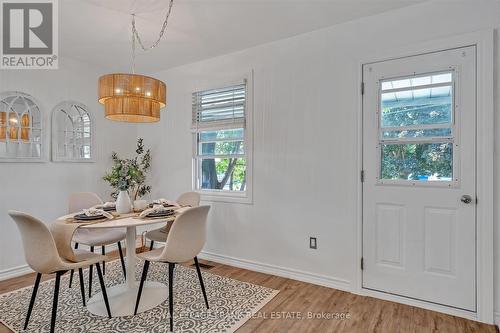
460,195,472,204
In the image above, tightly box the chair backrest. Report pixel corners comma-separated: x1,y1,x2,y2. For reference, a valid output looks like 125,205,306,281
177,192,200,207
68,192,103,214
161,206,210,263
8,211,63,274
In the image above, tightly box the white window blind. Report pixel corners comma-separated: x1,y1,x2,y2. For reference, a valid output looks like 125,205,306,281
192,82,246,129
192,80,249,194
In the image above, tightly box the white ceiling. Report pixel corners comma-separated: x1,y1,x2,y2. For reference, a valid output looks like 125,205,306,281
61,0,426,74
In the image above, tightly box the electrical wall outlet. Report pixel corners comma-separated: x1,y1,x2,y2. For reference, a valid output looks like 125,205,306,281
309,237,317,249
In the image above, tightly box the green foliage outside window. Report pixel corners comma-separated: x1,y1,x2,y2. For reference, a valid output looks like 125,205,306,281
200,129,247,191
381,98,453,181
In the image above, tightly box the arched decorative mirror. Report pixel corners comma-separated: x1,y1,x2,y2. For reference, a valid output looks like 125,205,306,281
51,101,94,162
0,92,43,161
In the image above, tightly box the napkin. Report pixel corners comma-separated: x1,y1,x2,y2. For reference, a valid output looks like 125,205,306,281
152,198,180,207
92,201,116,209
139,204,173,218
82,208,114,219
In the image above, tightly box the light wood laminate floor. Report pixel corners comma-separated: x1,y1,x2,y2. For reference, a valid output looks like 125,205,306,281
0,246,497,333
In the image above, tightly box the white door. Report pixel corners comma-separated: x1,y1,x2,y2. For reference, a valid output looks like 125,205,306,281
362,46,476,311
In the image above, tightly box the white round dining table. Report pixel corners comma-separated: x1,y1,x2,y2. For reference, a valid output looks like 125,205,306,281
58,213,176,317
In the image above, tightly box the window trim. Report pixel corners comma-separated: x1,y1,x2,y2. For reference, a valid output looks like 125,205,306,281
51,101,95,163
191,71,253,204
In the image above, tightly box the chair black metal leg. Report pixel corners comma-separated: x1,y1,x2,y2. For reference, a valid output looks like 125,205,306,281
88,246,94,297
101,246,106,275
117,241,126,279
69,243,78,288
95,263,111,318
24,273,41,330
149,240,154,250
168,263,175,332
194,257,209,309
78,268,86,306
50,271,64,333
134,260,150,315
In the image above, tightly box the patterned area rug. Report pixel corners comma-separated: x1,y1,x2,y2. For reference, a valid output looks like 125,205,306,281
0,260,279,332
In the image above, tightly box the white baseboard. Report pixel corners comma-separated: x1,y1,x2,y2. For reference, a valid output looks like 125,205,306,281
199,251,352,292
0,264,33,281
494,312,500,327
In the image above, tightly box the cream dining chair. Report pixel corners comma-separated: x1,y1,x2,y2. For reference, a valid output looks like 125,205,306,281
68,192,126,297
8,211,112,333
134,205,210,331
145,191,200,250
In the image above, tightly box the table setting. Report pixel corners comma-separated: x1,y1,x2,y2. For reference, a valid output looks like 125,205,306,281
62,198,187,223
48,196,191,317
93,201,117,211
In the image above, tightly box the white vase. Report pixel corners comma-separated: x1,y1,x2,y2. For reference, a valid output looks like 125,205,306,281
116,190,132,214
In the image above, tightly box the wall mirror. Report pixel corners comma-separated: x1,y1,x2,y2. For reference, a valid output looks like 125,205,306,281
51,101,94,162
0,92,43,161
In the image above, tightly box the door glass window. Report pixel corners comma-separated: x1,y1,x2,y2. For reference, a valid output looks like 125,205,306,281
379,71,455,183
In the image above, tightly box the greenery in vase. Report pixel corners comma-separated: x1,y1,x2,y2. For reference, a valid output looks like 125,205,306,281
103,138,152,200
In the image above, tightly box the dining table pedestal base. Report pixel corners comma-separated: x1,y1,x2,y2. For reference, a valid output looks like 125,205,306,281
86,281,168,317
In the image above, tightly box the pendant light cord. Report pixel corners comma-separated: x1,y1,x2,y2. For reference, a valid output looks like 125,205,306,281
131,0,174,73
131,15,136,74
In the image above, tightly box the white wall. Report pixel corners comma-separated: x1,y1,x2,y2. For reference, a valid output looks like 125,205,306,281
138,0,500,318
0,57,138,275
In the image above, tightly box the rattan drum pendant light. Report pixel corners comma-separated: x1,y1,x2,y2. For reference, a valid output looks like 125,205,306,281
98,74,166,122
98,0,173,123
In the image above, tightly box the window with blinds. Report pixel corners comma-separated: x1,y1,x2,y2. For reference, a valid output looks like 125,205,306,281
192,81,248,193
192,83,246,128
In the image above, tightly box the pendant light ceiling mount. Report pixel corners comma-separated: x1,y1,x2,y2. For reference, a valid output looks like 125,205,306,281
98,0,173,123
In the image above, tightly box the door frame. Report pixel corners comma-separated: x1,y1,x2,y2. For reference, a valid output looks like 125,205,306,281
355,29,494,324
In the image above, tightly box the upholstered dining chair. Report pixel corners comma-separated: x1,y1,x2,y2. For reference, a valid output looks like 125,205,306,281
67,192,126,297
134,205,210,331
8,211,112,333
145,191,201,250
